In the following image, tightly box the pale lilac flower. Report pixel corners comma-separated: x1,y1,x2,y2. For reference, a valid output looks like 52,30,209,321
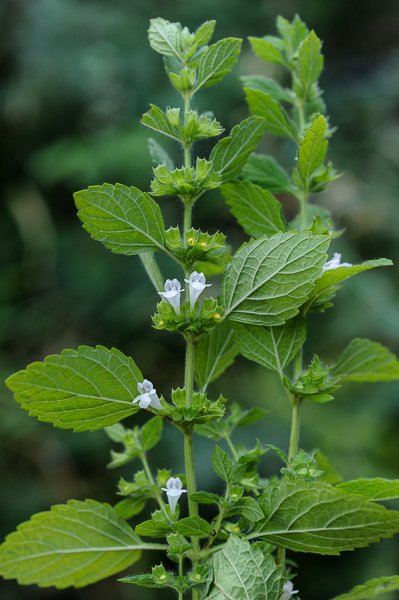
158,278,184,315
184,271,211,310
322,252,352,272
161,477,187,515
280,581,298,600
133,379,162,410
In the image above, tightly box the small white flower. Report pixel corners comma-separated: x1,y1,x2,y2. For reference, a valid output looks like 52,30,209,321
280,581,298,600
184,271,211,310
322,252,352,272
161,476,187,515
158,278,184,315
133,379,162,410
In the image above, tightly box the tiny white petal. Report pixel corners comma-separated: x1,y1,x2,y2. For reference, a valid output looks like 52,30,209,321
158,278,184,315
184,271,211,310
134,380,162,410
149,391,163,410
322,252,352,272
161,476,187,515
280,581,298,600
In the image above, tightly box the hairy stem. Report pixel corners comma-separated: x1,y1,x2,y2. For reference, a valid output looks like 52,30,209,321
299,196,307,230
225,434,239,462
278,351,303,573
184,428,200,597
141,453,170,520
184,203,192,242
185,336,195,408
139,252,164,291
288,398,301,462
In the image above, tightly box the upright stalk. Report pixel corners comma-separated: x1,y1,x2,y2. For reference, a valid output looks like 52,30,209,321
184,203,192,243
277,350,303,572
289,351,303,458
141,454,170,520
184,428,199,600
183,331,199,598
184,336,195,407
139,252,164,291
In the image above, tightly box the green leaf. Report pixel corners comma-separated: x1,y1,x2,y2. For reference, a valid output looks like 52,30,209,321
210,116,265,181
290,203,337,237
141,416,163,452
296,31,324,99
232,405,268,429
330,576,399,600
212,445,234,483
175,516,213,538
5,346,143,432
141,105,182,142
240,75,293,104
331,338,399,382
195,420,224,441
298,115,328,184
189,492,221,505
148,18,184,61
0,500,143,588
114,497,147,520
119,573,165,588
194,321,239,392
221,231,329,326
248,35,287,67
244,88,296,140
314,451,343,485
307,259,393,312
135,519,171,537
74,183,170,256
255,479,399,554
104,422,127,443
205,536,282,600
148,138,175,170
194,38,242,92
221,181,287,238
193,21,216,46
242,153,292,193
235,497,264,522
231,316,307,376
337,478,399,502
276,15,309,58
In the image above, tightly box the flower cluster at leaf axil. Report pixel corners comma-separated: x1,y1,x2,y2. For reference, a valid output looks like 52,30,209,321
159,271,211,312
154,271,222,335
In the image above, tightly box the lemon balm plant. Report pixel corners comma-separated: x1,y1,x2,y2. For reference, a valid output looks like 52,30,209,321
2,15,399,600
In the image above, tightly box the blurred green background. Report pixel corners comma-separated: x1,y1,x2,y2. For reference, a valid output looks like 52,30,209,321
1,0,399,598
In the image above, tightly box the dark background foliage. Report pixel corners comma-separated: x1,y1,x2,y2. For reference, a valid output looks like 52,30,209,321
1,0,399,598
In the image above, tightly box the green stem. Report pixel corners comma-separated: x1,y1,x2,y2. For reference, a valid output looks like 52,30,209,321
141,453,170,520
278,351,303,574
288,399,301,463
289,350,303,462
276,547,286,570
139,252,164,291
225,434,239,462
299,195,307,230
185,336,195,408
184,429,200,573
184,203,192,243
178,553,184,600
184,144,191,169
298,100,305,131
181,94,193,250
